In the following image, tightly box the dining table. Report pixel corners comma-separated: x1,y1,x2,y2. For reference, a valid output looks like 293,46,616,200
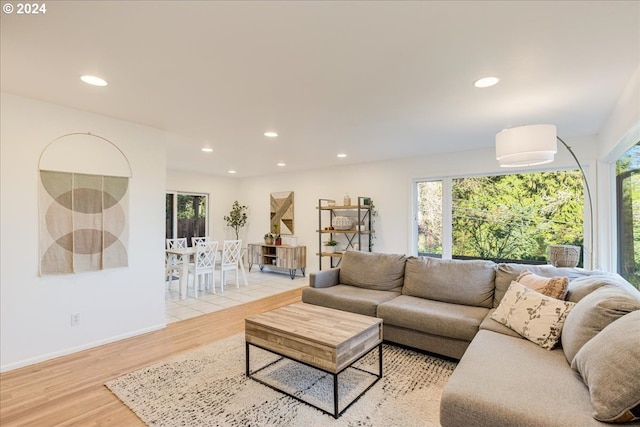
165,245,248,300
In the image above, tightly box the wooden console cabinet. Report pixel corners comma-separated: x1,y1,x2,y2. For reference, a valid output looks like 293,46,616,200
247,243,306,279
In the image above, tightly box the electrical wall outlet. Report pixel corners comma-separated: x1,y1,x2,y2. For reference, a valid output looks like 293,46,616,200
70,312,80,326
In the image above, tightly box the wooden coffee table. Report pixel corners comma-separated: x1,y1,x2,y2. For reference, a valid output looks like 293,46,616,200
245,302,383,418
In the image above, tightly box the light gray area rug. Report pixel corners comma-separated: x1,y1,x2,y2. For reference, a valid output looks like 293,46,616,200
106,334,456,427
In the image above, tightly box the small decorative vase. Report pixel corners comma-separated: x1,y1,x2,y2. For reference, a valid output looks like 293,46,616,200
275,237,282,246
344,194,351,206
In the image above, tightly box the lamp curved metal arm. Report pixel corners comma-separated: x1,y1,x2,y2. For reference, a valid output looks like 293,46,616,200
557,136,595,269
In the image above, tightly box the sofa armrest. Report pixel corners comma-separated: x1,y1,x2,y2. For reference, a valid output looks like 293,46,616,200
309,268,340,288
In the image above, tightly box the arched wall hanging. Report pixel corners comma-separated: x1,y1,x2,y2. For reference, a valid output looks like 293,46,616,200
38,133,132,275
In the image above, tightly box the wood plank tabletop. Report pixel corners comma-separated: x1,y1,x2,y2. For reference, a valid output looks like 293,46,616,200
245,302,381,347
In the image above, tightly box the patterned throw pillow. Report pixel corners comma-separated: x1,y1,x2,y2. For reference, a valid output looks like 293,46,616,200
516,270,569,300
491,281,575,350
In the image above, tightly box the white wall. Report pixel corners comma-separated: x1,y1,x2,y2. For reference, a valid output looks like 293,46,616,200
227,137,598,275
596,66,640,270
0,94,167,372
598,65,640,161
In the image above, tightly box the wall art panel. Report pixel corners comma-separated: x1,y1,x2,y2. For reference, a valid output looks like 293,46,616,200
39,171,129,275
270,191,294,235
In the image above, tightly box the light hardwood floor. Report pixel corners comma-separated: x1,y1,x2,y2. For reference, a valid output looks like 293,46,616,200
0,288,303,427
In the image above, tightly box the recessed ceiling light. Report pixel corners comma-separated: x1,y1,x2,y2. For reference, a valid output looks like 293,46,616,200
80,75,108,86
474,77,499,88
201,147,213,153
337,153,347,158
277,162,286,167
264,132,278,138
228,170,236,174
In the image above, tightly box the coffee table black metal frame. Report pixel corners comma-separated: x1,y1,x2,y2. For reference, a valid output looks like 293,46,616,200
246,341,383,419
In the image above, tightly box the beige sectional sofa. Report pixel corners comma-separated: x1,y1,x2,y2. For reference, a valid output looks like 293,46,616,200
301,250,640,426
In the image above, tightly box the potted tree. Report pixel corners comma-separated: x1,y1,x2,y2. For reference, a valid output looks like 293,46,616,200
223,201,248,240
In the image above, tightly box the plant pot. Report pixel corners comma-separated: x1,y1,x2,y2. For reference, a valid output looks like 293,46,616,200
264,237,274,245
549,245,581,267
324,246,335,253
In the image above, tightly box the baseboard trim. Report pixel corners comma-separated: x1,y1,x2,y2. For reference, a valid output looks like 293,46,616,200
0,322,166,373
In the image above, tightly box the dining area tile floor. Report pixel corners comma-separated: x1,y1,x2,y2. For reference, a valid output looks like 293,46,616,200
165,269,307,324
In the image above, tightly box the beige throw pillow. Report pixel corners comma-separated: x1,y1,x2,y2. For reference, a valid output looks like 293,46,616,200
516,270,569,300
491,281,575,350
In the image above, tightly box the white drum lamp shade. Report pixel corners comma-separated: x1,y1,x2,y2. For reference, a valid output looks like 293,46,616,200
493,123,596,269
496,124,558,167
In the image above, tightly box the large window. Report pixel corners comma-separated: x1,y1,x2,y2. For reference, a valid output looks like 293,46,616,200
417,170,585,266
417,180,443,256
616,142,640,288
166,192,208,246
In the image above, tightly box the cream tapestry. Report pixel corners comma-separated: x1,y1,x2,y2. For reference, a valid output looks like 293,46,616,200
39,171,129,275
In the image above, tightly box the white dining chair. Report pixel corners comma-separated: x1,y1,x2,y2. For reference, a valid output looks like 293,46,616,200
219,240,247,291
188,241,218,297
191,236,209,247
166,238,188,287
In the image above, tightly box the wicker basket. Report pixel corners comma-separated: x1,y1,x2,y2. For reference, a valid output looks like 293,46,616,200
333,216,353,230
549,245,581,267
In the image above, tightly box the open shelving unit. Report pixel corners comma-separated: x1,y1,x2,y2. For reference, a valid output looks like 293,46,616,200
316,196,372,270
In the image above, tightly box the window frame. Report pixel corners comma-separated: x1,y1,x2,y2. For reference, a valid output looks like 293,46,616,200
413,166,591,267
614,141,640,288
165,191,209,245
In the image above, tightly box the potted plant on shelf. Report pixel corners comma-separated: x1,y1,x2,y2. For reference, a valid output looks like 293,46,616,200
323,239,338,253
264,233,275,245
223,201,248,240
271,224,282,246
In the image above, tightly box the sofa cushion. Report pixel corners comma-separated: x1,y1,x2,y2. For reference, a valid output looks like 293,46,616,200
377,295,488,342
301,284,400,317
339,250,407,291
566,273,640,303
562,286,640,364
479,309,524,339
402,257,495,308
516,270,569,299
494,263,595,308
572,310,640,423
308,267,340,288
491,281,575,350
441,330,604,427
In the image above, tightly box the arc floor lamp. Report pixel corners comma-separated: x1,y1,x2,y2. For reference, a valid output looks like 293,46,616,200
495,124,595,268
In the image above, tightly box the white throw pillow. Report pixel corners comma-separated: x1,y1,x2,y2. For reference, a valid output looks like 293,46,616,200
491,281,575,350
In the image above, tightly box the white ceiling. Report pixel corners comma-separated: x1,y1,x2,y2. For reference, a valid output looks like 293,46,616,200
1,1,638,177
